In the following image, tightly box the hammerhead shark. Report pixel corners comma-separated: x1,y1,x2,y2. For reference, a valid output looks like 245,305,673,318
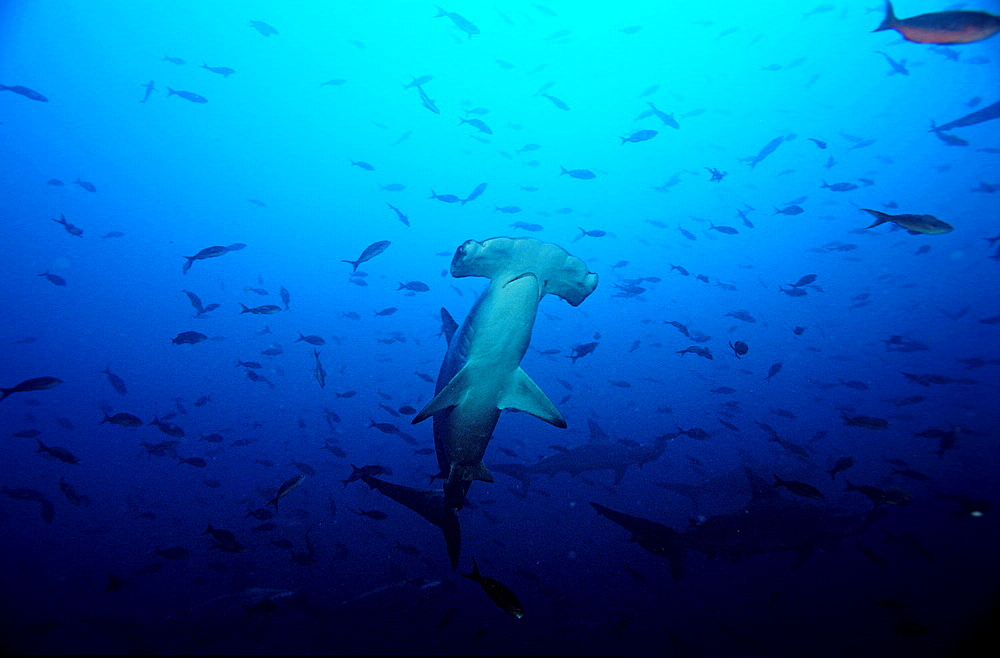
413,237,598,509
591,468,883,581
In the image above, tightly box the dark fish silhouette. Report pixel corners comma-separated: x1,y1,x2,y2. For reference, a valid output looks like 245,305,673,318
860,208,953,235
249,20,278,36
52,214,83,236
139,80,155,103
873,1,1000,44
38,271,67,286
171,331,207,345
1,376,62,401
462,557,524,618
343,240,391,272
773,474,824,499
0,84,47,101
166,88,207,103
559,166,595,179
267,474,306,510
201,62,235,77
101,367,127,395
462,182,488,205
183,245,238,274
36,439,80,464
434,6,480,38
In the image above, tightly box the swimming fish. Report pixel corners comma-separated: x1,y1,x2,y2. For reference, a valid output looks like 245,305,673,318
860,208,954,235
873,1,1000,44
342,240,391,272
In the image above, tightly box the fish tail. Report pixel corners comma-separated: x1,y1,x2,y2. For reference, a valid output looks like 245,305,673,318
100,413,110,424
874,1,897,32
860,208,890,228
434,6,448,17
340,258,360,272
239,303,252,313
559,166,568,175
166,87,176,96
462,556,482,581
36,439,47,452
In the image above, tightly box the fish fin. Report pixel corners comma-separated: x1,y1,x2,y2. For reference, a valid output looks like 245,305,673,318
873,1,897,32
463,556,481,581
499,368,566,428
411,367,472,424
440,308,459,344
860,208,890,228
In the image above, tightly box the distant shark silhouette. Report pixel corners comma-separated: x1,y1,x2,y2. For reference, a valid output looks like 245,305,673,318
491,418,669,492
358,474,461,569
591,468,883,581
413,237,598,509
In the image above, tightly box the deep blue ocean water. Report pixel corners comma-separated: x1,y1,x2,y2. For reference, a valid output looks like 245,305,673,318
2,1,999,655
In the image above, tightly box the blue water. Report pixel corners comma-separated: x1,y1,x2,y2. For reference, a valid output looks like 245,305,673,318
2,1,999,655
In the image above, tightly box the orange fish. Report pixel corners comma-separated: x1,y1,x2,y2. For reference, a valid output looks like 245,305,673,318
874,2,1000,44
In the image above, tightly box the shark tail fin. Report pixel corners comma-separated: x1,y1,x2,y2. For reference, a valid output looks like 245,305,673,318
591,502,687,582
500,368,566,428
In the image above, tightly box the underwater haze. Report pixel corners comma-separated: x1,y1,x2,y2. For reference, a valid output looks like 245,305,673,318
2,1,1000,655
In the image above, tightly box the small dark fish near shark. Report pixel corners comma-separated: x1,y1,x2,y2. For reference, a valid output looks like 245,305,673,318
463,557,524,618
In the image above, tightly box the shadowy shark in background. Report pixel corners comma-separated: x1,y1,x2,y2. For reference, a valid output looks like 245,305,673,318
491,418,670,494
591,467,884,581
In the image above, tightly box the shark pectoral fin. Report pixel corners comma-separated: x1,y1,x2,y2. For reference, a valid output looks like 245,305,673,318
412,368,472,424
500,368,567,428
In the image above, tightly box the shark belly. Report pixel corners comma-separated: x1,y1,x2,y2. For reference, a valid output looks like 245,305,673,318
430,274,543,505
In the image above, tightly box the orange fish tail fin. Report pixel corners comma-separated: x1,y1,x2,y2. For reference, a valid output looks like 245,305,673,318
874,1,897,32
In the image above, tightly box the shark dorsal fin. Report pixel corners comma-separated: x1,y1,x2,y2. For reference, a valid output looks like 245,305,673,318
439,307,458,344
